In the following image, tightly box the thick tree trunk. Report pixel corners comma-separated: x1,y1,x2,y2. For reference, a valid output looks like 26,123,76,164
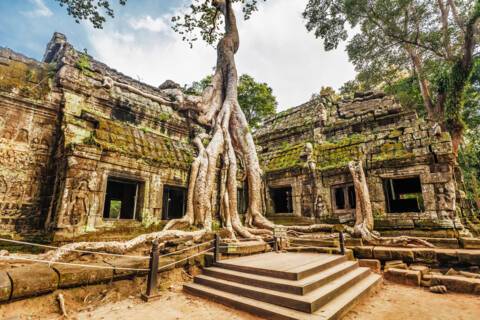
163,0,273,239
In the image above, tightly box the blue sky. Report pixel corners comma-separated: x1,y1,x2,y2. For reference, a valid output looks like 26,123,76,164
0,0,356,110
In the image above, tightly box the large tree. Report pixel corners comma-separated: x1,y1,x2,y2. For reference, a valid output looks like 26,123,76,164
186,74,277,129
304,0,480,154
41,0,438,260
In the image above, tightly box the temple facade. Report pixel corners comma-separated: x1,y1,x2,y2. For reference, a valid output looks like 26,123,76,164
255,92,476,237
0,33,477,241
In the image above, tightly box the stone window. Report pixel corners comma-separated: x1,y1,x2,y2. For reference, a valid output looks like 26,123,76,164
103,178,140,220
383,177,424,213
162,185,187,220
270,186,293,214
332,184,356,213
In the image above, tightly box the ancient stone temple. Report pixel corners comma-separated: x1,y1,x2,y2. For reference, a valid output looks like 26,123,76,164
255,92,475,237
0,33,476,241
0,33,194,241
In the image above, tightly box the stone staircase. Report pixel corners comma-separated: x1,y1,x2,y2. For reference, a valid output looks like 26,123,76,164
184,252,382,319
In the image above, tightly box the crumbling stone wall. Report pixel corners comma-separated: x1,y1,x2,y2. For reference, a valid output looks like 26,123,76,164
0,48,61,235
0,34,195,240
255,92,475,235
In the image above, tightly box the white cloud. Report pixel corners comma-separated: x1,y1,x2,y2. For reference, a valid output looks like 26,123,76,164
85,0,355,110
22,0,53,17
129,16,169,33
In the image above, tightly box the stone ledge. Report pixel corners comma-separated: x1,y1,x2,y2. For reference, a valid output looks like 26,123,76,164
353,246,480,266
7,264,58,299
430,275,480,295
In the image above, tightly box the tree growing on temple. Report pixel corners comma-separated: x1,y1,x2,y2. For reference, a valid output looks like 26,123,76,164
186,74,277,129
304,0,480,154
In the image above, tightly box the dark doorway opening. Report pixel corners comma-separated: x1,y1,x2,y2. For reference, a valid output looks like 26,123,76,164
103,178,139,220
162,186,187,220
331,184,356,213
383,177,424,213
270,187,293,214
237,188,249,215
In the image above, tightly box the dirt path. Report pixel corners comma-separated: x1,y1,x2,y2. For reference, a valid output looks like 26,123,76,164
344,281,480,320
1,279,479,319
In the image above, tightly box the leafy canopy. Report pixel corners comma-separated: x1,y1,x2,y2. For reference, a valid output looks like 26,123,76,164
54,0,264,45
54,0,127,28
186,74,277,129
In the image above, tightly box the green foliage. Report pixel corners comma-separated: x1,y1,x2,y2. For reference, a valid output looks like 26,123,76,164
459,58,480,203
54,0,127,29
171,0,265,47
304,0,480,138
186,74,277,129
384,76,424,115
75,49,92,76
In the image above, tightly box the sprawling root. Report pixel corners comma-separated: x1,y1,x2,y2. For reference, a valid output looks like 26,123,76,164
162,0,273,240
42,229,206,262
348,160,434,248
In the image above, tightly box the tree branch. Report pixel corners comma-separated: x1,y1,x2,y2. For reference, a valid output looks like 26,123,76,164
437,0,453,60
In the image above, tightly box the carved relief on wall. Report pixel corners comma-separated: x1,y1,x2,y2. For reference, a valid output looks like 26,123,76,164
0,173,31,217
64,180,92,226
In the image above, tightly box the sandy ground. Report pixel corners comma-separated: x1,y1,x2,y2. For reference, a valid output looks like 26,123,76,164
1,279,479,320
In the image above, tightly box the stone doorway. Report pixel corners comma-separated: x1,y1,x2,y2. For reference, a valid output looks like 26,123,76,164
162,185,187,220
383,176,424,213
103,178,139,220
270,186,293,214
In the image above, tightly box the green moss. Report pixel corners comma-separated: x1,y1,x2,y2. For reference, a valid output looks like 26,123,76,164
0,59,52,100
75,49,93,77
158,112,171,122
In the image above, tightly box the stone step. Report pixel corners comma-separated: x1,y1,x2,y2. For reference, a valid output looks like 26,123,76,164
194,267,371,313
215,253,348,280
311,273,382,319
203,260,359,295
184,273,382,320
290,238,338,248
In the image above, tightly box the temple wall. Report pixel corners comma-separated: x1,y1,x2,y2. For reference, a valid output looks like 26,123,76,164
0,48,61,235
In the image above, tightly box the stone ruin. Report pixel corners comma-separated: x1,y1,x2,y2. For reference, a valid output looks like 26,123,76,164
255,92,478,237
0,33,478,241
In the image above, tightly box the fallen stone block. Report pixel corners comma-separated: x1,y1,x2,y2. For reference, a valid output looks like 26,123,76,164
430,285,448,294
358,259,381,273
384,268,421,286
431,275,480,294
0,271,11,302
353,246,373,259
459,238,480,250
53,262,113,288
410,265,430,276
8,264,58,299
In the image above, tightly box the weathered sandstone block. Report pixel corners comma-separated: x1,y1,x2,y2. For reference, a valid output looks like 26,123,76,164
358,259,381,273
8,264,58,299
384,268,421,286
